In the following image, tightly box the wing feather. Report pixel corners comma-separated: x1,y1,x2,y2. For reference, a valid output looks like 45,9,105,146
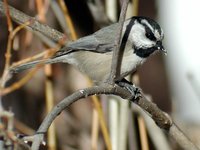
53,23,119,58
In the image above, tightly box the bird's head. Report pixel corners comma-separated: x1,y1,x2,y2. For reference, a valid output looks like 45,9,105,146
123,16,166,58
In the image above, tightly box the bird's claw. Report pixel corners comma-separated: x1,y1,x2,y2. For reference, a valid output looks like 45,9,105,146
116,79,142,101
132,86,142,101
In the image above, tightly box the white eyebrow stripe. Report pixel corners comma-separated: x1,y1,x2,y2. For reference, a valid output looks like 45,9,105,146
141,19,154,33
140,19,164,40
154,29,160,39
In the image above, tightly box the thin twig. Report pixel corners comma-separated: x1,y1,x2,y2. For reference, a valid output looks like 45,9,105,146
0,68,40,96
57,0,77,40
132,0,139,16
0,21,31,90
87,0,111,27
0,1,64,42
35,1,57,149
12,21,31,38
35,0,46,22
1,0,14,87
91,109,99,150
0,0,14,111
132,104,171,150
44,65,57,150
3,0,13,31
138,116,149,150
10,48,55,68
14,119,35,135
0,46,60,96
90,94,112,150
49,0,71,35
169,124,200,150
0,111,31,149
109,0,129,83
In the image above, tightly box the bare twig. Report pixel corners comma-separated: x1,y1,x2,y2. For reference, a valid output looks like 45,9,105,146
34,1,57,149
0,45,61,96
132,104,171,150
132,0,139,16
0,1,64,42
1,0,14,88
0,111,31,150
90,93,112,150
35,0,46,22
14,119,35,135
91,109,99,150
57,0,77,40
0,0,13,111
87,0,111,27
49,0,71,35
138,116,149,150
109,0,129,83
30,85,132,150
169,124,199,150
3,0,13,31
0,21,31,95
44,65,57,150
10,48,56,68
0,68,39,96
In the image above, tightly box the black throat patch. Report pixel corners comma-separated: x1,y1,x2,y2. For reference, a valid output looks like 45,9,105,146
134,46,157,58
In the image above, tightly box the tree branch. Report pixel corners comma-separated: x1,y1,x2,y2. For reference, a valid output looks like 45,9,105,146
27,84,199,150
109,0,129,83
0,1,64,43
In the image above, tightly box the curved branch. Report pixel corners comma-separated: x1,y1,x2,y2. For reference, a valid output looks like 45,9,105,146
37,85,131,133
30,85,132,150
30,85,199,150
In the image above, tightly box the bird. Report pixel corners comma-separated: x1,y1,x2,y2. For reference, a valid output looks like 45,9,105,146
10,16,166,85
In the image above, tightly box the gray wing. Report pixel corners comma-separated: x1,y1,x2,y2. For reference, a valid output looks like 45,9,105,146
54,23,119,58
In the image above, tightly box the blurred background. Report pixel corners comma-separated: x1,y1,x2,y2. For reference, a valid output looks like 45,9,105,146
0,0,200,150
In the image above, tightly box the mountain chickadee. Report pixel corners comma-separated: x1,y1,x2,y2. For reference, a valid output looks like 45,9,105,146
10,16,166,84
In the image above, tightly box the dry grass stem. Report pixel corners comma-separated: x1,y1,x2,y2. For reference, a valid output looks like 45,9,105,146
58,0,77,40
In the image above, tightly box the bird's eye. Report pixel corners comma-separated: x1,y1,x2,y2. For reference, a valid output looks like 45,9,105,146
145,32,156,41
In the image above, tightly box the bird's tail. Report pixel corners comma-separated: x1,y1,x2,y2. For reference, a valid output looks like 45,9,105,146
10,58,58,73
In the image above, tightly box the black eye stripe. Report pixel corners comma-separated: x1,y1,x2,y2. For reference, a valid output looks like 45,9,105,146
145,31,156,41
141,23,157,41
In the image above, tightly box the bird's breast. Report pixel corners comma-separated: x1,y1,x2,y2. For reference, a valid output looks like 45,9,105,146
65,51,145,83
120,51,145,79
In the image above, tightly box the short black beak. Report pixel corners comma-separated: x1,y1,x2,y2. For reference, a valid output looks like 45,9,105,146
156,41,167,54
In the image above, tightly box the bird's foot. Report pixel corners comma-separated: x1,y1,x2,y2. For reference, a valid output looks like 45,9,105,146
116,79,142,101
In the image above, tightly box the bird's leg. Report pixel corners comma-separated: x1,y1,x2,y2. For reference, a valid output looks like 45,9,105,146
115,78,142,101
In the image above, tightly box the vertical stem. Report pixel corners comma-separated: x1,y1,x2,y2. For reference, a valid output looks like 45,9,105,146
57,0,77,40
138,116,149,150
45,65,57,150
91,109,99,150
109,0,129,83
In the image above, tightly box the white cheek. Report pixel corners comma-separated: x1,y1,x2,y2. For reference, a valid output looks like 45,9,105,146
128,22,155,48
131,32,155,48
